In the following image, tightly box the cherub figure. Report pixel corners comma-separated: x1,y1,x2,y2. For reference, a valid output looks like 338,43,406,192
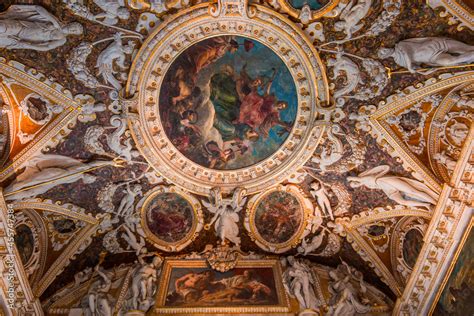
116,183,142,216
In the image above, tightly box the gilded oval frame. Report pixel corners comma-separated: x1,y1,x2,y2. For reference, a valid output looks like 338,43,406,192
139,186,204,252
244,184,314,253
125,1,328,196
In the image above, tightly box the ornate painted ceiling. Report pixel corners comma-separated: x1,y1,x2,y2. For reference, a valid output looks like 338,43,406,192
0,0,472,315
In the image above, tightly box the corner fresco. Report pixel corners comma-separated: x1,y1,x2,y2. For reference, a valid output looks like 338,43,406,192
159,35,297,170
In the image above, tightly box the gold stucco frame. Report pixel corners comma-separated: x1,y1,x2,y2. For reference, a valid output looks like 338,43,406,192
270,0,341,22
153,258,291,314
428,216,473,315
244,184,314,253
125,0,328,196
139,186,204,252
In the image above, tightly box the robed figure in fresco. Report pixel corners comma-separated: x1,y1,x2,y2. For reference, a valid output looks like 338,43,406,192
159,35,297,170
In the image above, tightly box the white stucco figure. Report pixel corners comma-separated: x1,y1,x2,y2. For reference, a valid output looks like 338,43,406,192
327,261,371,316
347,165,438,209
85,266,113,316
116,183,142,216
122,222,145,254
299,4,311,25
93,0,130,25
334,0,372,39
378,37,474,73
96,33,135,90
0,5,83,51
328,55,361,100
434,152,457,172
202,188,247,246
4,154,111,201
310,181,334,221
130,252,163,311
283,256,320,311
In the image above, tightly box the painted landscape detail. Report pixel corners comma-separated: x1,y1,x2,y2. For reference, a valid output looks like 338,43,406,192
255,191,302,244
434,226,474,315
159,36,297,170
165,267,278,306
145,193,193,243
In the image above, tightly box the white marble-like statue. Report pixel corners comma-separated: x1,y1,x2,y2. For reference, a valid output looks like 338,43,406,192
0,5,83,51
283,256,320,311
96,33,135,90
334,0,372,39
310,181,334,220
328,54,361,100
116,183,142,216
93,0,130,25
299,4,311,25
378,37,474,73
347,165,438,209
202,188,247,247
327,261,371,316
4,154,111,201
85,266,113,316
130,252,163,311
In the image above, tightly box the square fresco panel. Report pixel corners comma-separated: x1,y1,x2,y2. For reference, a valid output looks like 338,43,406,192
154,259,290,314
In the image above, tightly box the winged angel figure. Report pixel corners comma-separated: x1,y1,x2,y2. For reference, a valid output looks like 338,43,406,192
202,188,247,247
347,165,438,209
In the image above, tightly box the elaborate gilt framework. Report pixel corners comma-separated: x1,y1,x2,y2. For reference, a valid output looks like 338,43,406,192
428,0,474,30
153,258,291,314
369,72,474,193
395,125,473,315
269,0,341,22
139,185,204,252
244,184,315,253
428,216,473,314
125,1,329,196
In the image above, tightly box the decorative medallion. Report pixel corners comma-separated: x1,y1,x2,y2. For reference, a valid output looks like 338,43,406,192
126,0,328,195
245,185,314,253
140,186,204,252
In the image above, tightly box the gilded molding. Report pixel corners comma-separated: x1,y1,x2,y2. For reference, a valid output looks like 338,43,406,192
394,125,473,315
125,1,329,195
369,72,474,194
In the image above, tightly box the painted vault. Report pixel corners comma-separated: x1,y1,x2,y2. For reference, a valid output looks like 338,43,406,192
0,0,472,315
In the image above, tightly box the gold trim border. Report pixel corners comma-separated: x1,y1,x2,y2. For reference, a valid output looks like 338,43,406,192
125,3,328,195
244,184,314,253
139,186,204,252
154,258,291,314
